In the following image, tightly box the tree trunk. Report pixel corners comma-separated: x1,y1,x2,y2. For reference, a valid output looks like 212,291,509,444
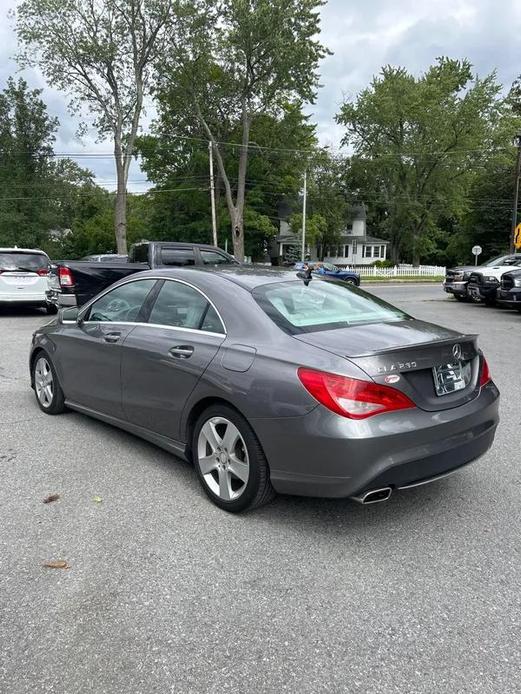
230,206,244,260
390,240,400,264
114,130,128,254
230,108,251,262
194,103,249,262
114,163,127,254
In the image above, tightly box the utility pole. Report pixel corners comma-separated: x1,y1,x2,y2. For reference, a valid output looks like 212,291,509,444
209,141,218,247
301,168,307,261
510,134,521,253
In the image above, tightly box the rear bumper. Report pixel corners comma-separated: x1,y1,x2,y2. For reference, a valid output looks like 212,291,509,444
443,281,467,296
46,289,77,307
251,383,500,498
0,293,47,305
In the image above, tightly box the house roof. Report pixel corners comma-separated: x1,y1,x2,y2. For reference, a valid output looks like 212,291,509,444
342,234,389,244
274,233,299,243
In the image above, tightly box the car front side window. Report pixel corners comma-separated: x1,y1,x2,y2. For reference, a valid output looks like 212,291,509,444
86,279,157,323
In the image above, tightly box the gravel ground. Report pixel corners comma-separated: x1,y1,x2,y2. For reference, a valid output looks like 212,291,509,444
0,286,519,694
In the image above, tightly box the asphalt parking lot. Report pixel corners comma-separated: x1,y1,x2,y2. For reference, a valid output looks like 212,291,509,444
0,284,520,694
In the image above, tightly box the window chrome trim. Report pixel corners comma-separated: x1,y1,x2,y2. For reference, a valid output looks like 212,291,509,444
80,320,225,338
79,274,227,336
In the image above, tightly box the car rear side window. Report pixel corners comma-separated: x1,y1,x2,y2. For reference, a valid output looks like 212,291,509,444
148,280,224,333
253,279,408,334
86,279,156,323
160,248,195,266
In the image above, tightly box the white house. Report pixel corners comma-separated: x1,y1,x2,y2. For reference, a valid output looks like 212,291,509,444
273,204,389,266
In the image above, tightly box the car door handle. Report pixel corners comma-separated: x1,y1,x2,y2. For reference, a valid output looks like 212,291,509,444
104,332,122,343
169,345,194,359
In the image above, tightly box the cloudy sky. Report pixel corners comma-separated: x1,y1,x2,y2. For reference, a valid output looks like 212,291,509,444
1,0,519,191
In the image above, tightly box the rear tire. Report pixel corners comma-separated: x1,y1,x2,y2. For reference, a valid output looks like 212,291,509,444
192,404,275,513
32,353,66,414
344,278,358,286
45,303,58,315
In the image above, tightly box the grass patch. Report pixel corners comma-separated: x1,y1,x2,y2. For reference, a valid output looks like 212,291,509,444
361,276,444,283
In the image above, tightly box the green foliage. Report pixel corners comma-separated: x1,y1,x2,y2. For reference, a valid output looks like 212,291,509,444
373,259,395,268
14,0,181,252
155,0,329,258
137,105,317,260
337,58,508,264
0,76,133,260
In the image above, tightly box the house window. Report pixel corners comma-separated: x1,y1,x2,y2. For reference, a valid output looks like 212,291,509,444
352,240,357,255
381,245,386,258
343,245,349,258
363,245,372,258
373,246,380,258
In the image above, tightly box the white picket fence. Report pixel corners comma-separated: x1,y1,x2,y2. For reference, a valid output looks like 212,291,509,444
353,265,446,278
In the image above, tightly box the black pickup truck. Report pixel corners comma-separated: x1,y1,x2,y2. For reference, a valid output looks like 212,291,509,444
46,241,239,308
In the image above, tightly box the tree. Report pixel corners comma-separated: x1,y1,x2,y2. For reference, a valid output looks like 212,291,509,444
157,0,329,260
337,58,503,263
0,77,59,248
14,0,182,254
137,104,317,259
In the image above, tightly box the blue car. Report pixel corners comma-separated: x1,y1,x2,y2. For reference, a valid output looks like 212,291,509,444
294,261,360,286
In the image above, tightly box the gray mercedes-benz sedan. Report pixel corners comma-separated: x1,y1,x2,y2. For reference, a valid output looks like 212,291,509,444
30,267,499,512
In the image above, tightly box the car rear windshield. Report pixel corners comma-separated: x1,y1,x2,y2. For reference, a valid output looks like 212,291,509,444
253,279,408,334
0,252,48,272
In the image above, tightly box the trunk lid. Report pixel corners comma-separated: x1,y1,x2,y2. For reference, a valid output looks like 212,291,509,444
295,319,481,412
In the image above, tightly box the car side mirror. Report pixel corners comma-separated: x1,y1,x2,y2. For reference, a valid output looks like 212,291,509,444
59,306,80,323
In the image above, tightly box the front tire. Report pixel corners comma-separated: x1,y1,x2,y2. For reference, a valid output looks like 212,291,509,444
32,353,66,414
344,278,358,286
192,404,275,513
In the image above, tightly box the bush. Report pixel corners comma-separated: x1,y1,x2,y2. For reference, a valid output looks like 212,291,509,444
373,259,395,268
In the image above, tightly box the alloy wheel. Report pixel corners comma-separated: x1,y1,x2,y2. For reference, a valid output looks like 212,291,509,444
34,356,54,408
197,416,250,501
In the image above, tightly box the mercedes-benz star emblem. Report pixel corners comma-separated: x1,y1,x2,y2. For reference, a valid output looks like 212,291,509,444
452,343,462,360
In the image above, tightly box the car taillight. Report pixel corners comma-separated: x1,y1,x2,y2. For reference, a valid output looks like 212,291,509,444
480,356,492,387
58,266,74,287
297,367,416,420
36,268,49,276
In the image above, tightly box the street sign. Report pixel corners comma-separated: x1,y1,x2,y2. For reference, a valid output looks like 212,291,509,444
515,223,521,249
472,245,482,266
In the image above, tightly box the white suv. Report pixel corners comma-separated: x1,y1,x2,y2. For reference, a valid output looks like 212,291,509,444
0,248,56,313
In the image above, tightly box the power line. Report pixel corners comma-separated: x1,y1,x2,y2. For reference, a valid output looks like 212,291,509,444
0,186,208,202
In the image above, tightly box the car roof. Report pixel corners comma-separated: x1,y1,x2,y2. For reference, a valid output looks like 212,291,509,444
134,241,233,252
134,265,302,290
0,247,48,255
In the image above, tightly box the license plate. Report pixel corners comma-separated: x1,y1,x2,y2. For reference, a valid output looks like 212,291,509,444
432,361,471,396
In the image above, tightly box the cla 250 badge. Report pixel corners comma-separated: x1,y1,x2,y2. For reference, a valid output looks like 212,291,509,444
377,361,417,373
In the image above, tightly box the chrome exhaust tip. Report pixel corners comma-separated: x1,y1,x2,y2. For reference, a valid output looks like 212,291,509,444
351,487,392,505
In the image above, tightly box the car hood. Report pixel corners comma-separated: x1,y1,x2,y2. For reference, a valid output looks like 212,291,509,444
471,266,520,279
448,265,478,273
